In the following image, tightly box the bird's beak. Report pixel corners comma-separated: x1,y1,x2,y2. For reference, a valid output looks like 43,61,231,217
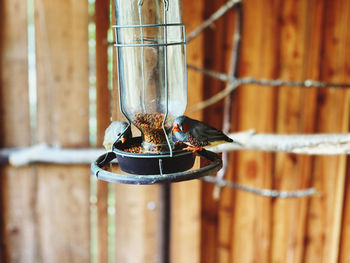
121,137,126,143
173,124,180,133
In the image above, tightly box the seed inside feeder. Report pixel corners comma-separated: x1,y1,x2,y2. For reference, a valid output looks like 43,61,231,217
134,112,175,153
123,140,186,154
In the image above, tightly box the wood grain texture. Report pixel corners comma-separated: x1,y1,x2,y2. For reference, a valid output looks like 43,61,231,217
170,1,204,262
340,161,350,263
339,2,350,261
35,0,90,146
0,0,30,147
200,1,227,262
0,167,36,263
34,0,90,262
95,0,111,262
0,0,36,262
230,0,279,262
271,1,319,263
171,159,201,263
114,182,161,263
304,1,350,262
216,6,238,263
281,2,325,261
36,165,90,263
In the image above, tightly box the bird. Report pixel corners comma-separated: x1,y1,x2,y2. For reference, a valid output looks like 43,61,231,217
103,121,132,151
172,115,235,151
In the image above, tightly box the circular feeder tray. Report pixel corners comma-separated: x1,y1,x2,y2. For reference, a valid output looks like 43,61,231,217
112,137,195,175
90,137,222,185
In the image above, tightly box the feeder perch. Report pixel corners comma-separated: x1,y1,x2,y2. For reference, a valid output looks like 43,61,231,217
91,0,222,184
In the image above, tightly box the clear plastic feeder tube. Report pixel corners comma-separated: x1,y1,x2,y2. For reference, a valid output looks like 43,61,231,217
114,0,187,153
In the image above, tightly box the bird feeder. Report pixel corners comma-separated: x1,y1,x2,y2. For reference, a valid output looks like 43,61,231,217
114,0,186,154
91,0,222,184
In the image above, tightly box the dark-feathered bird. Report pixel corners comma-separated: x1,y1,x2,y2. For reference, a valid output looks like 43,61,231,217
172,115,234,151
103,121,132,151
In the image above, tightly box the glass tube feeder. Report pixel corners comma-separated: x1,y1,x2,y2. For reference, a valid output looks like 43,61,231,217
90,0,222,181
114,0,186,154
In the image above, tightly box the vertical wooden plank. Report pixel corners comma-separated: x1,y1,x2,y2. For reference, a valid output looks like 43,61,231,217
34,0,90,262
231,0,280,262
0,0,37,262
340,164,350,263
304,0,350,262
95,0,111,262
114,184,161,263
216,6,240,263
339,6,350,263
0,167,37,263
170,1,204,262
0,0,30,146
200,1,227,262
171,162,201,263
271,1,323,263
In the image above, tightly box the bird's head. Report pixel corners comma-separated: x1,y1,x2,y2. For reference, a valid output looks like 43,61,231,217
118,134,127,143
103,121,132,151
117,122,132,143
172,116,191,141
173,123,181,133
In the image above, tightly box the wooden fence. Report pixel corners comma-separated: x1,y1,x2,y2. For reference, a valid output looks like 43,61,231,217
1,0,350,262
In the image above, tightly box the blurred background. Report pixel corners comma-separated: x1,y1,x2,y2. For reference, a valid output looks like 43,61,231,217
1,0,350,262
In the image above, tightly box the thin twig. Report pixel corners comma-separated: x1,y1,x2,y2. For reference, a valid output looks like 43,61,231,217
186,0,242,43
188,65,350,112
215,2,243,199
189,82,239,112
202,176,317,198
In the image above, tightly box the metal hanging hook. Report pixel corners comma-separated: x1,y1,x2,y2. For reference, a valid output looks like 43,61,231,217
163,0,169,11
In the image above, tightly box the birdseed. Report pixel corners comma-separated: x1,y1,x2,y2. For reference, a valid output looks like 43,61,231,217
134,113,174,152
122,136,186,154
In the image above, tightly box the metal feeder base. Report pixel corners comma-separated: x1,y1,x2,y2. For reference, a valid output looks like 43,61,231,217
90,144,222,185
111,137,196,175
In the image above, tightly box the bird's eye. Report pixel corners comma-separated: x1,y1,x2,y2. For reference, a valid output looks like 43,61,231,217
117,133,121,136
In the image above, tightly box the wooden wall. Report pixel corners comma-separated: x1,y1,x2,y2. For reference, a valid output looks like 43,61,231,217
1,0,90,262
199,0,350,263
0,0,350,262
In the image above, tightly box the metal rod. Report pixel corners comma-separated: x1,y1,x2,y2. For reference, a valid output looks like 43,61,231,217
114,41,186,47
158,159,164,176
138,1,147,112
161,0,173,157
159,182,171,263
112,23,184,28
115,28,133,125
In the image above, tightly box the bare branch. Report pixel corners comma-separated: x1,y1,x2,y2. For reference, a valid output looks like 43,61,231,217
3,131,350,167
188,82,239,112
189,64,350,88
202,176,317,198
2,144,107,166
188,65,350,112
186,0,242,43
207,130,350,155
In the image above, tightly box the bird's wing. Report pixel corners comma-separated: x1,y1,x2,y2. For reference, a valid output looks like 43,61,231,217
191,121,233,142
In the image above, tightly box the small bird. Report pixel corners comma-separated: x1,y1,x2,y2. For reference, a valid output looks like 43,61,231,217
103,121,132,151
172,115,234,151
